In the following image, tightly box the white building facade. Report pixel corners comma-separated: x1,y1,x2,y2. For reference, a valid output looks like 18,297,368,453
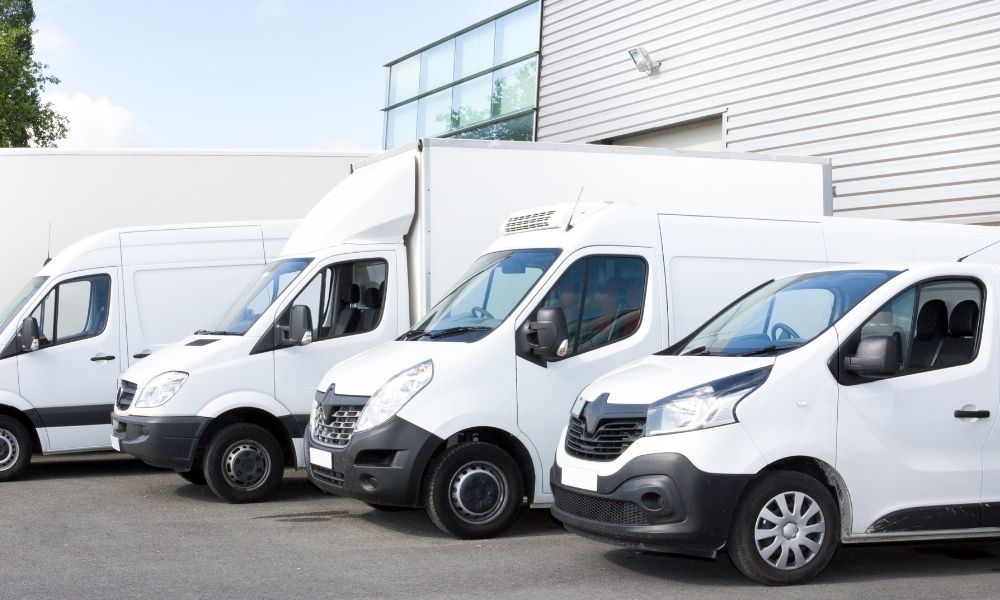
535,0,999,224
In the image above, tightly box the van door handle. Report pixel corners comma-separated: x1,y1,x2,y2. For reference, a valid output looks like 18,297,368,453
90,353,116,362
954,409,990,419
133,350,151,359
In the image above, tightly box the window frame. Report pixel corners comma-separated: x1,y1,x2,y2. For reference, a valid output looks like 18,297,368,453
27,273,113,351
833,276,986,386
530,254,649,362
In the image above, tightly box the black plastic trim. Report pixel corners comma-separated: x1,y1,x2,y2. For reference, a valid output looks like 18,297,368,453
278,413,311,438
551,453,752,558
305,416,442,507
112,414,211,471
867,503,983,533
25,403,116,428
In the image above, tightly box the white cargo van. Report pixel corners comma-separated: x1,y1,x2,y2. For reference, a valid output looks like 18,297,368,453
111,138,830,503
306,203,1000,539
551,262,1000,585
0,221,296,481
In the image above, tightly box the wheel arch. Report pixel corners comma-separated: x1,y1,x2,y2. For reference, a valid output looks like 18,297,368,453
197,407,297,468
423,426,536,501
0,403,43,453
752,455,854,537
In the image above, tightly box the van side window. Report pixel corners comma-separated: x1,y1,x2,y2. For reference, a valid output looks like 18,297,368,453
29,275,112,349
539,256,647,358
282,259,387,342
846,279,982,381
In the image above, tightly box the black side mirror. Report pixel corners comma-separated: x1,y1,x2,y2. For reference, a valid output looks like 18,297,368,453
517,307,570,365
844,335,898,376
286,305,314,346
18,317,40,352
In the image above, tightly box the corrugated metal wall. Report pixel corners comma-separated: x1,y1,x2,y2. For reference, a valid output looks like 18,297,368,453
536,0,1000,223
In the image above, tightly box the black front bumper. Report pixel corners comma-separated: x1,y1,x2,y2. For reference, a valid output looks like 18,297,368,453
304,416,442,507
551,453,752,558
112,414,211,471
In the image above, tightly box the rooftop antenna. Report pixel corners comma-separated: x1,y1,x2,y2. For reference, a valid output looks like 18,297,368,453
957,238,1000,263
566,187,584,231
43,223,52,266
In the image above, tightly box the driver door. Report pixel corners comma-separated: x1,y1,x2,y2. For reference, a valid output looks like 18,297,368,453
514,247,663,498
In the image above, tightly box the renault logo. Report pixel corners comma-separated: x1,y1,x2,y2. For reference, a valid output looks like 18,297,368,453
574,393,610,436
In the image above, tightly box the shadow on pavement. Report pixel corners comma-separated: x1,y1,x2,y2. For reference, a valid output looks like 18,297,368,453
601,539,1000,586
24,452,161,481
357,505,569,541
171,469,327,504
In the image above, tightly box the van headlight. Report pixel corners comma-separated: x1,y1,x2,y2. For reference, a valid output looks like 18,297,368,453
133,372,189,409
355,361,433,433
644,367,771,436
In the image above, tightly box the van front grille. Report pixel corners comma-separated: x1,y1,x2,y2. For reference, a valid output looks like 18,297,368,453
116,381,138,410
564,415,645,462
553,486,648,525
312,401,363,448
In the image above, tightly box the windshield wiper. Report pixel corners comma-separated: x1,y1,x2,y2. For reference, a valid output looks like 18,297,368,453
194,329,239,336
399,329,427,341
423,326,493,340
681,346,710,356
735,342,805,357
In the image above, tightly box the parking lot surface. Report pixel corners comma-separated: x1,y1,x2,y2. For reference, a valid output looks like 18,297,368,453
2,453,998,599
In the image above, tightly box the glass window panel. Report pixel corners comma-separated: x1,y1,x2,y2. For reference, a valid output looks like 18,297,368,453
388,55,419,105
452,73,492,128
385,102,417,148
493,57,537,117
454,22,495,79
450,112,534,141
420,40,454,93
495,2,540,64
418,89,454,137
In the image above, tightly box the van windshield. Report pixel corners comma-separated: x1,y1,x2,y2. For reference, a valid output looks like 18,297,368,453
403,249,560,342
0,276,47,333
668,269,898,357
211,258,313,335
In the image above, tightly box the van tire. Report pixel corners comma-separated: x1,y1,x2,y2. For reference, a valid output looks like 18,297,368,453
424,441,523,539
728,471,839,585
0,415,31,482
178,468,206,485
203,424,284,503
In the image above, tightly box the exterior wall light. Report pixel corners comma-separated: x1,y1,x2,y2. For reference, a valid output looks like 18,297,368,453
628,47,661,74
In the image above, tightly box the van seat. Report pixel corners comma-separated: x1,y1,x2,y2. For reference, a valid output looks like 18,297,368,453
909,299,947,369
358,286,383,332
332,284,362,337
936,300,980,367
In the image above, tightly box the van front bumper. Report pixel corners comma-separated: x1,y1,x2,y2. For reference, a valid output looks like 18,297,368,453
304,416,442,507
551,453,752,558
112,414,210,471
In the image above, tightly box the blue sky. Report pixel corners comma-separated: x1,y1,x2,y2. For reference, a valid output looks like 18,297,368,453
32,0,519,150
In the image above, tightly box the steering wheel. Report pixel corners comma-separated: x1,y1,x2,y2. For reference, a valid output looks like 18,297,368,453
770,322,800,341
470,306,495,320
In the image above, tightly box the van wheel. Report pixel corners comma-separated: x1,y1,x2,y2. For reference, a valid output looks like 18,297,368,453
0,416,31,482
203,424,283,503
178,467,206,485
424,441,523,539
728,471,839,585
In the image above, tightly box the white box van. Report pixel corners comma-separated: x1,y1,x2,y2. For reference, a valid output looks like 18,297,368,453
0,221,296,481
306,202,1000,539
551,261,1000,585
111,139,830,503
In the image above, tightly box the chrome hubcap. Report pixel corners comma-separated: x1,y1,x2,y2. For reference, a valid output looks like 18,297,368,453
449,461,508,525
754,491,825,570
222,440,271,490
0,428,18,471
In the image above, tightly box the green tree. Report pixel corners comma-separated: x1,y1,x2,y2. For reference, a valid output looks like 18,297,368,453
0,0,67,147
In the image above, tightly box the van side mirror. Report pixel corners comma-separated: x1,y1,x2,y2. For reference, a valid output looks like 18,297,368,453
844,335,898,376
18,317,40,352
517,307,570,365
286,305,314,346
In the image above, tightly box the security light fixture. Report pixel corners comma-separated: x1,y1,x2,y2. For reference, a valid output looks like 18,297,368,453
628,47,661,74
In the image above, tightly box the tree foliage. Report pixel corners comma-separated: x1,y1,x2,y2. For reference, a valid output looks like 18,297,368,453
0,0,67,147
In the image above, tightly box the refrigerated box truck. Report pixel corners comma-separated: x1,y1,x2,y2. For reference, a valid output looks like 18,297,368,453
0,221,297,480
112,138,831,503
0,149,367,304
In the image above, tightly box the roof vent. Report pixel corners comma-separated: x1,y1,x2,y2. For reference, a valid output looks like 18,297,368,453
502,210,558,235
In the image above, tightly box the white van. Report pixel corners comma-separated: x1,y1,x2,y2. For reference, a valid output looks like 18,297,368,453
112,139,829,503
306,202,1000,539
0,221,296,481
551,262,1000,585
